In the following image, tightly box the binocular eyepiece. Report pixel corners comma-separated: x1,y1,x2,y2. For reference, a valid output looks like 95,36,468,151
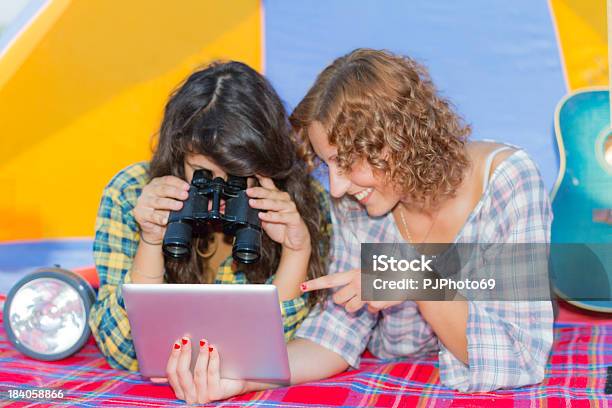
162,170,261,264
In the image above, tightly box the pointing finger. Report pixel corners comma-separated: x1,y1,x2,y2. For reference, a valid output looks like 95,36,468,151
301,270,358,292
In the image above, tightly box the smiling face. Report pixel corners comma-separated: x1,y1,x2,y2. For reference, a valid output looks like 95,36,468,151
307,121,401,216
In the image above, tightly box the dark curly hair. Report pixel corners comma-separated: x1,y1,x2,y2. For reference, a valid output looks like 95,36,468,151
291,48,471,208
149,61,329,308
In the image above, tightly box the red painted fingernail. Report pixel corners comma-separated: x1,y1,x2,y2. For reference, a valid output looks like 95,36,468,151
208,346,214,352
300,283,307,291
200,340,206,347
181,338,188,345
174,343,180,350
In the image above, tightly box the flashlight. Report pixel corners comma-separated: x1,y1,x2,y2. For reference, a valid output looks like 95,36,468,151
3,267,96,361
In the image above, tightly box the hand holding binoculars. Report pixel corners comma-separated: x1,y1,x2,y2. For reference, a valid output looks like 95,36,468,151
162,170,262,264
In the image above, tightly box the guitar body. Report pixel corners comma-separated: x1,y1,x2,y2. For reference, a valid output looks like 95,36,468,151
551,88,612,312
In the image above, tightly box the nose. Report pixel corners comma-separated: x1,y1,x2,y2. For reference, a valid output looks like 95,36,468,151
328,167,351,198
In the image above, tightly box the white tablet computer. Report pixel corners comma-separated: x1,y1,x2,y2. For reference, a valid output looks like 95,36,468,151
122,284,290,383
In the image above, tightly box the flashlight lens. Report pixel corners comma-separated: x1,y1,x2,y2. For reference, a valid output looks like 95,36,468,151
8,278,87,355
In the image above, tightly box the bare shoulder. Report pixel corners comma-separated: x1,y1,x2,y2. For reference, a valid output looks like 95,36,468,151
467,141,517,177
463,142,518,197
490,147,517,173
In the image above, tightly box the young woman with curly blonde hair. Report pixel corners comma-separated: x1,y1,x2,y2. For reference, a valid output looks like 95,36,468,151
293,48,553,392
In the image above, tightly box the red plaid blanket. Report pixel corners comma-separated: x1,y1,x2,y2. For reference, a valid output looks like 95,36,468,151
1,299,610,407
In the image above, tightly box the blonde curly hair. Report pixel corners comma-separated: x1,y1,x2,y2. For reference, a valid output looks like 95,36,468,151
290,48,471,208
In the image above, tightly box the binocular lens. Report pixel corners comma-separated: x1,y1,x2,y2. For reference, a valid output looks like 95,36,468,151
234,250,259,263
163,222,193,259
164,244,190,258
233,227,261,264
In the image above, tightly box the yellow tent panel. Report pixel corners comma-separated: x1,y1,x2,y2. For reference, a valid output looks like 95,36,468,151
0,0,262,240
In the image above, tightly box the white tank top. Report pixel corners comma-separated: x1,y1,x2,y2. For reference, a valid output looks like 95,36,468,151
482,146,513,191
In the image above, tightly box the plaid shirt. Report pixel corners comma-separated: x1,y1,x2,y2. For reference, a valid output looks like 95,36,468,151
89,162,331,371
296,149,554,392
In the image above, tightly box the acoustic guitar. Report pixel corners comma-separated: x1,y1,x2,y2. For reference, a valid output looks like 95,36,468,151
551,1,612,307
551,87,612,312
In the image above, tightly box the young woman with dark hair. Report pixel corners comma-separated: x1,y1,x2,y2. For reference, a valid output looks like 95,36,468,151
89,61,332,403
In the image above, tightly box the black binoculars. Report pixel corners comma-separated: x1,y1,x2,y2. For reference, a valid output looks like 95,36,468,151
162,170,261,264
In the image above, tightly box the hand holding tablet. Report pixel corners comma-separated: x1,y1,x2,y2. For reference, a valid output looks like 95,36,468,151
163,336,247,403
122,284,290,384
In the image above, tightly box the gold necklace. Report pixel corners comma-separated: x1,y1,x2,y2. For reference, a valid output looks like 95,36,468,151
398,204,439,244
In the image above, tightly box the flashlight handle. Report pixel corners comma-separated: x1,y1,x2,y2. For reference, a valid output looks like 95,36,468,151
73,266,100,289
